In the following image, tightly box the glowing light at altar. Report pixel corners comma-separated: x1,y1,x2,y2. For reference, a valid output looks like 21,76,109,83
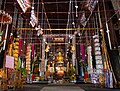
56,52,64,62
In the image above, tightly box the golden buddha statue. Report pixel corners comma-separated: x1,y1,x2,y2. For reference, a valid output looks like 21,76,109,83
56,52,64,62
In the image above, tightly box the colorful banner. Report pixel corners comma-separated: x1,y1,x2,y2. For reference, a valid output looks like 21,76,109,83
80,43,85,60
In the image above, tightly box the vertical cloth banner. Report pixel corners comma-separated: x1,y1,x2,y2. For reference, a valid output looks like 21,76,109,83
87,46,93,74
14,38,19,69
93,35,103,74
17,0,31,13
105,71,110,88
80,43,85,60
31,43,34,59
19,39,22,55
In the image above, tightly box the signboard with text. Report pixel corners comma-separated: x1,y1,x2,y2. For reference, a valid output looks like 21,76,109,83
5,56,14,69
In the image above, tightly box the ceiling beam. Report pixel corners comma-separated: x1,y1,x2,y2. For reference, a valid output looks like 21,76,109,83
12,28,99,31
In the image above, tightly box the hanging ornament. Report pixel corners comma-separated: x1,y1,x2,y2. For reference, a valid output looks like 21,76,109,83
71,45,75,53
13,38,19,69
93,35,103,74
80,11,86,27
30,5,38,27
86,0,98,13
45,45,50,52
75,5,78,17
87,46,93,74
26,43,31,74
37,29,43,36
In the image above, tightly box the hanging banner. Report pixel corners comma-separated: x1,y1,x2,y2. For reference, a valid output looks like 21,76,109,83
31,43,34,59
87,46,93,74
19,39,22,55
5,56,14,69
80,43,85,60
30,8,38,27
26,43,31,74
93,35,103,74
14,38,19,69
80,11,86,27
17,0,31,13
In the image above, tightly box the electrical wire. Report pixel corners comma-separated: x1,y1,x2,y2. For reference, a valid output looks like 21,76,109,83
41,0,51,32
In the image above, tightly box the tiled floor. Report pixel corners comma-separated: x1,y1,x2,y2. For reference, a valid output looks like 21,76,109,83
0,83,120,91
41,86,85,91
